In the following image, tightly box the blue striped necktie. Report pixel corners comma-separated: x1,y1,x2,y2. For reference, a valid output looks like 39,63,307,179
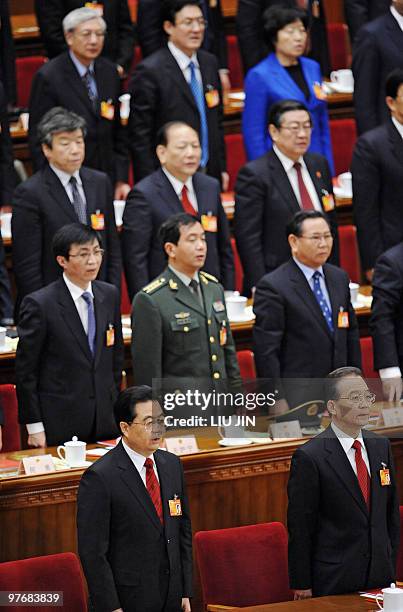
312,271,334,333
188,61,209,167
81,291,96,355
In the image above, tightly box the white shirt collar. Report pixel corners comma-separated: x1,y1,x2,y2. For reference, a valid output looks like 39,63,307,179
293,256,324,281
50,164,81,189
273,144,305,173
331,421,365,454
122,438,155,472
391,5,403,31
162,166,194,198
168,264,199,287
69,50,95,77
63,272,92,301
391,116,403,139
168,41,199,71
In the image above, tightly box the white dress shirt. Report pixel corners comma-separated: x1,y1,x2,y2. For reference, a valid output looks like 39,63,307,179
273,145,323,211
293,258,332,312
391,116,403,140
50,164,87,208
331,422,371,476
391,5,403,31
122,439,160,485
162,167,198,211
168,41,203,87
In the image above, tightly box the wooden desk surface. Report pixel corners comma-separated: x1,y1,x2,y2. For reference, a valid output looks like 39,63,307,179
208,593,374,611
11,14,39,40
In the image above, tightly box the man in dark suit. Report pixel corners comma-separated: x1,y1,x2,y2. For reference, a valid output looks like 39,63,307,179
370,241,403,401
288,366,399,599
236,0,330,76
122,121,234,300
12,107,121,310
352,69,403,282
34,0,135,76
77,385,192,612
129,0,227,188
234,100,339,296
16,223,124,448
253,210,361,412
28,7,130,198
352,1,403,135
137,0,230,95
344,0,389,42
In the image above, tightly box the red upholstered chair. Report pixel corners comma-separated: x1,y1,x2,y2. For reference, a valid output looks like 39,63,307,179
120,271,131,315
230,237,244,293
0,553,87,612
195,522,292,609
396,507,403,581
338,224,362,283
330,118,357,176
225,133,246,192
359,337,379,380
326,23,351,71
237,350,256,381
227,34,243,89
0,384,21,452
15,56,47,108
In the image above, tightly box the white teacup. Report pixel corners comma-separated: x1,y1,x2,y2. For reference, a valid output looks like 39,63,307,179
119,93,131,124
338,171,352,195
1,212,12,238
218,416,245,440
225,295,247,320
19,112,29,131
330,69,354,90
113,200,126,227
57,436,86,467
376,583,403,611
349,282,359,304
0,326,6,348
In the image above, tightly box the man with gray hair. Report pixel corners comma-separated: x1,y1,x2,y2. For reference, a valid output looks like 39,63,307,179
12,106,121,310
28,7,130,200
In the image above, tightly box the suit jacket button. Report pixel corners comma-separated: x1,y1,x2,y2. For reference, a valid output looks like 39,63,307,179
184,326,189,332
208,319,212,324
212,354,217,362
210,336,215,343
213,372,220,379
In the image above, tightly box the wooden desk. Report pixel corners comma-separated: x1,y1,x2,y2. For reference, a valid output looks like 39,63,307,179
208,593,374,611
11,14,39,40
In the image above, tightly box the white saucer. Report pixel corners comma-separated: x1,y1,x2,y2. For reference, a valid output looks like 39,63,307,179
229,306,256,323
333,186,352,199
67,460,92,468
301,426,325,436
352,301,365,310
218,438,253,447
327,82,354,94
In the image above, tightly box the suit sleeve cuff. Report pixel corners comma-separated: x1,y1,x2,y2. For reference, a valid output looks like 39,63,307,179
379,367,402,380
26,422,45,434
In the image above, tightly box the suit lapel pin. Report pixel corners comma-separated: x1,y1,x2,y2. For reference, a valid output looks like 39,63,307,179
316,170,322,178
169,279,178,290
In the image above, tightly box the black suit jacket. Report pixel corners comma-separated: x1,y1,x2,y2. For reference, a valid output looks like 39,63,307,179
253,259,361,385
34,0,135,72
28,52,129,185
352,119,403,271
352,12,403,135
288,426,400,595
0,2,16,105
234,149,339,295
77,441,192,612
344,0,390,43
236,0,330,76
16,278,124,446
11,165,121,308
121,168,234,299
137,0,228,70
0,81,15,205
128,47,226,183
370,242,403,371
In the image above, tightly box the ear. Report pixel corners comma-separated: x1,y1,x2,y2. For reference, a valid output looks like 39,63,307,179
327,400,336,415
163,19,174,38
64,30,74,48
156,144,167,165
164,241,176,259
385,95,396,114
42,143,52,162
119,421,129,437
288,233,298,253
56,255,67,270
269,124,279,142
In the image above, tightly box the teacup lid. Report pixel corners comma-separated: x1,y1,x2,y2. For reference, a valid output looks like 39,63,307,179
65,435,84,446
383,583,403,594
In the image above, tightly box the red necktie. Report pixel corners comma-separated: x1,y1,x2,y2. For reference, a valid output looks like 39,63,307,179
144,458,164,524
352,440,371,508
181,185,196,214
294,162,315,210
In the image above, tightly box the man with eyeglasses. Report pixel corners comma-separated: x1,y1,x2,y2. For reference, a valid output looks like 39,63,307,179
234,99,338,296
77,385,192,612
29,7,130,200
288,366,399,599
253,210,360,412
129,0,227,189
16,223,124,448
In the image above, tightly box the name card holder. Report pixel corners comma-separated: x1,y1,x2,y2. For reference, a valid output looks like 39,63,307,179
270,420,303,440
165,435,199,456
22,454,56,475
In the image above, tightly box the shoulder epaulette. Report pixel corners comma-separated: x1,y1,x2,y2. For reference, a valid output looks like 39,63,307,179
143,277,167,294
200,271,219,283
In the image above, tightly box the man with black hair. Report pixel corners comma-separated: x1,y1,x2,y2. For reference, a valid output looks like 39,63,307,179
288,366,399,599
128,0,227,187
16,223,123,448
77,385,192,612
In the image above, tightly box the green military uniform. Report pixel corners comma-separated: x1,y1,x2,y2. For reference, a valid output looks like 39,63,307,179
131,267,242,389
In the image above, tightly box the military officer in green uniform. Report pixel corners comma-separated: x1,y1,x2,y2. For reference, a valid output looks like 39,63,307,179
131,213,242,411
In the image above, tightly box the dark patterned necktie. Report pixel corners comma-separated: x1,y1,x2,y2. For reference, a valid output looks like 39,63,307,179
352,440,370,508
82,69,98,110
81,291,96,355
69,176,87,224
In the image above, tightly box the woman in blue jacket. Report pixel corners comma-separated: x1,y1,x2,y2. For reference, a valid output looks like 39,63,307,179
242,5,334,174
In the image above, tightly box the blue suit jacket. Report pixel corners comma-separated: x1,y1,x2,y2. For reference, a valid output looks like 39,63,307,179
242,53,334,174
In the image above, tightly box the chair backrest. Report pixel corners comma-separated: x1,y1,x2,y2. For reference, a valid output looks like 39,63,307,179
359,337,379,380
0,384,20,452
0,553,87,611
397,507,403,581
225,133,246,192
15,56,47,108
230,237,244,294
237,350,256,381
326,22,351,71
195,522,292,607
330,118,357,176
338,224,362,284
121,271,131,315
227,34,243,89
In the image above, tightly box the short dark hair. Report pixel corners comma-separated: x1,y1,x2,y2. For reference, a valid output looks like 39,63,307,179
324,367,363,403
52,223,101,259
37,107,87,147
114,385,154,429
161,0,202,23
156,121,198,147
263,5,309,51
385,68,403,98
268,99,311,128
158,212,201,250
286,210,330,238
